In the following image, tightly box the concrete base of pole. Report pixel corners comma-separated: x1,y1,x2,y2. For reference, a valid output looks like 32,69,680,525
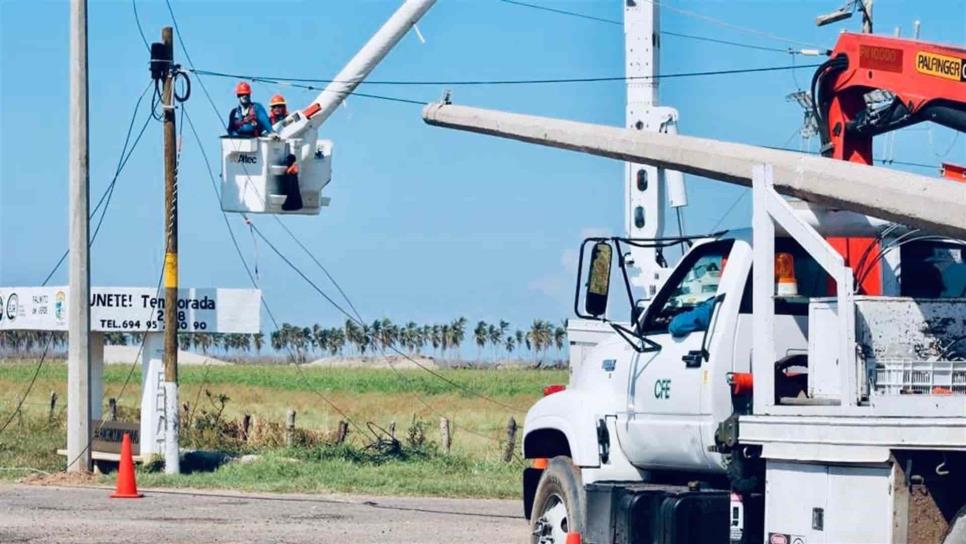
139,333,164,457
163,380,180,474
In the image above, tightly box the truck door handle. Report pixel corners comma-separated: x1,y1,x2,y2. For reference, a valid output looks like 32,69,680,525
682,350,705,368
684,293,726,368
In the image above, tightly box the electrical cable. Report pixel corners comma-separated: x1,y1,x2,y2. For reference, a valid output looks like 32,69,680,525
41,82,155,286
0,341,53,438
272,218,364,324
248,223,525,413
764,144,938,171
494,0,802,54
2,83,155,440
182,106,373,440
495,0,620,26
132,0,150,52
268,219,513,442
60,269,165,472
856,235,966,290
189,63,822,88
63,83,185,471
642,0,821,49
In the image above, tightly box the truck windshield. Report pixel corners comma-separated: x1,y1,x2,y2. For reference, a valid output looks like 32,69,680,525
643,240,734,333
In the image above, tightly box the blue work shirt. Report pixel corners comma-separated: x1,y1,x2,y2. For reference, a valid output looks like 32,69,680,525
227,103,273,137
668,297,715,338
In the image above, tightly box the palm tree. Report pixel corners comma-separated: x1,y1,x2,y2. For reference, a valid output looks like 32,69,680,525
515,330,527,353
505,335,516,356
473,321,488,361
553,325,567,352
370,319,383,352
487,323,501,361
270,329,284,352
252,332,264,355
404,322,420,353
195,333,213,355
430,324,442,357
312,323,328,354
327,327,346,356
345,319,362,355
358,323,372,355
451,317,467,360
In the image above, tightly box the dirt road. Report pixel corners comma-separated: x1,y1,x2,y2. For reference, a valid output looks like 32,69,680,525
0,484,527,543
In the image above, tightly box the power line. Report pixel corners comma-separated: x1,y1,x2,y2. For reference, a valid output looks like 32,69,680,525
766,144,939,170
495,0,621,25
132,0,150,52
182,106,374,440
661,31,793,54
643,0,821,49
41,82,155,286
163,0,379,438
162,0,522,418
189,63,822,89
0,342,53,438
272,218,365,323
494,0,802,54
248,223,525,413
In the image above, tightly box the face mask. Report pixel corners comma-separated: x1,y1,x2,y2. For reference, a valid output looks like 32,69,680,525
238,95,251,107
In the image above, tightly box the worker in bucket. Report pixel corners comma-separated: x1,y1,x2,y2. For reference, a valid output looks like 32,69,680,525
227,82,273,137
268,94,288,127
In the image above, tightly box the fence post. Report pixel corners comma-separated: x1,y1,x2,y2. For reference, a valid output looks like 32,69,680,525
242,413,252,442
439,417,451,454
502,416,518,463
108,397,117,421
335,420,349,445
48,391,58,423
285,409,297,447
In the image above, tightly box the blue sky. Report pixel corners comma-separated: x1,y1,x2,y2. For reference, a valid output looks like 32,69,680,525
1,0,963,333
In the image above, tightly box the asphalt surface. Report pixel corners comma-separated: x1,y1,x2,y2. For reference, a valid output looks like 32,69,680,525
0,484,528,543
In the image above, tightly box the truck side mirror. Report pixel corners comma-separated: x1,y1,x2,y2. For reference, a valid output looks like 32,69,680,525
585,242,613,317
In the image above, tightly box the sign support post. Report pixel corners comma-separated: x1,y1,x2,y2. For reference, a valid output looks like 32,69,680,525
160,26,180,475
67,0,92,473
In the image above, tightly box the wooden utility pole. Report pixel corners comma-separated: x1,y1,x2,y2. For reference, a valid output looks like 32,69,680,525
66,0,92,474
160,26,181,475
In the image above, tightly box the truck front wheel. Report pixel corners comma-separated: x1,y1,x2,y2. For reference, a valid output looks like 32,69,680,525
530,456,586,544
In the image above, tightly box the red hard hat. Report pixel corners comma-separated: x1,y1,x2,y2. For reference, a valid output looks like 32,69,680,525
269,94,287,107
235,81,252,96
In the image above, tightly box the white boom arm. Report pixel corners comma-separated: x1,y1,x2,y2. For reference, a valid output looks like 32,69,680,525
277,0,436,140
422,103,966,239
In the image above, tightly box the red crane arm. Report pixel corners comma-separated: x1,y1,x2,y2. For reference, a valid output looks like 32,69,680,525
815,32,966,164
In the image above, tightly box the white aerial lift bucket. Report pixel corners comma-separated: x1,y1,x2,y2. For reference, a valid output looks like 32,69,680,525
218,0,436,216
220,136,332,215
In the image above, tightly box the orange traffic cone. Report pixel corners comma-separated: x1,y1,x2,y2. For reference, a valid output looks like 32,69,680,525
110,433,143,499
565,533,582,544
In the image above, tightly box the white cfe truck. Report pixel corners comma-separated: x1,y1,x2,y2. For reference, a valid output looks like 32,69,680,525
421,29,966,544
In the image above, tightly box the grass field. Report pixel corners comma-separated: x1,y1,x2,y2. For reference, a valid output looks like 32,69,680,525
0,359,567,498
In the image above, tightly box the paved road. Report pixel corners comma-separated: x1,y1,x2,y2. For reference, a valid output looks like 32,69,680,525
0,484,528,543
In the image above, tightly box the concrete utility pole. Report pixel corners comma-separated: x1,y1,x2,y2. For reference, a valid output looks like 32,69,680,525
421,103,966,240
861,0,874,33
623,2,686,299
66,0,92,474
160,26,180,475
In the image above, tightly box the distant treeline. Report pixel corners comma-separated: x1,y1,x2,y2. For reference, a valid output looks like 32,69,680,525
0,318,567,363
